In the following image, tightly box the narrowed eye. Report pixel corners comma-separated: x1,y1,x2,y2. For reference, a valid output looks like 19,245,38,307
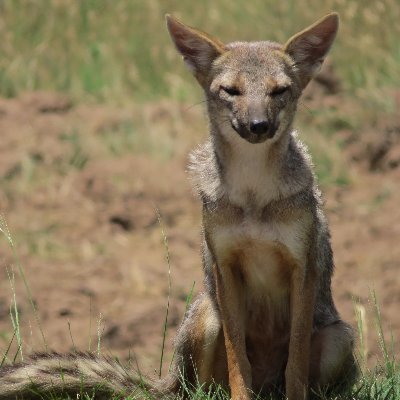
270,86,290,96
221,86,241,96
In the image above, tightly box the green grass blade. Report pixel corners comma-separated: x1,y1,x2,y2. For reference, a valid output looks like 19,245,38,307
156,208,172,379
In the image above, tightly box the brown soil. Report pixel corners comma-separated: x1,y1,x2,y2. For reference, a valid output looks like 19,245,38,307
0,85,399,378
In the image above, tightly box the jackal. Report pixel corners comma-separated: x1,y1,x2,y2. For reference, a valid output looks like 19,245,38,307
0,13,357,400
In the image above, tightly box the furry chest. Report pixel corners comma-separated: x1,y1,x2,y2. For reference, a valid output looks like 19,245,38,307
211,218,309,298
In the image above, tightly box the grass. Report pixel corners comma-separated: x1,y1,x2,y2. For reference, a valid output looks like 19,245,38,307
156,208,172,379
0,0,398,103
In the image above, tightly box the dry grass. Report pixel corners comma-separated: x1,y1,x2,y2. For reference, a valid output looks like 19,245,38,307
0,0,398,103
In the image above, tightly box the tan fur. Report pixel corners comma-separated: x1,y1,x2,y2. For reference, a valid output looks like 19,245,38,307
0,13,357,400
167,12,357,400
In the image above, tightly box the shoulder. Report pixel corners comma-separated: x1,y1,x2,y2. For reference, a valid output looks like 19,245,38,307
188,139,224,204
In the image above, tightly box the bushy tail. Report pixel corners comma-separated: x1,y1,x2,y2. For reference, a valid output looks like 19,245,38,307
0,352,177,399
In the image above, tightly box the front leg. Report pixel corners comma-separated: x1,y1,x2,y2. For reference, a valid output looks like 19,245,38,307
285,265,317,400
214,263,252,400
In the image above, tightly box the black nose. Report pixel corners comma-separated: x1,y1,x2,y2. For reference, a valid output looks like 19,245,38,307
249,119,269,135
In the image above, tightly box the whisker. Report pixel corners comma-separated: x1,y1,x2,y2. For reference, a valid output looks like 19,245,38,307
185,100,207,111
298,100,314,116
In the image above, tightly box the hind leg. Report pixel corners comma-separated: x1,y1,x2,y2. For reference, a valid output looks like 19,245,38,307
310,320,358,391
172,293,227,391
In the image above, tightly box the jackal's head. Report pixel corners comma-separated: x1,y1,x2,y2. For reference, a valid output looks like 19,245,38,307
166,14,338,144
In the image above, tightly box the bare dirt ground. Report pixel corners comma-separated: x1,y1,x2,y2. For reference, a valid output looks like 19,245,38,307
0,84,399,379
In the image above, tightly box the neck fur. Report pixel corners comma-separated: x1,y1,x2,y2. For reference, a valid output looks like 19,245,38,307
211,122,291,208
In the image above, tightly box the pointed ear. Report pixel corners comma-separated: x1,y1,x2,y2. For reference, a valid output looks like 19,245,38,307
283,13,339,89
166,15,225,86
